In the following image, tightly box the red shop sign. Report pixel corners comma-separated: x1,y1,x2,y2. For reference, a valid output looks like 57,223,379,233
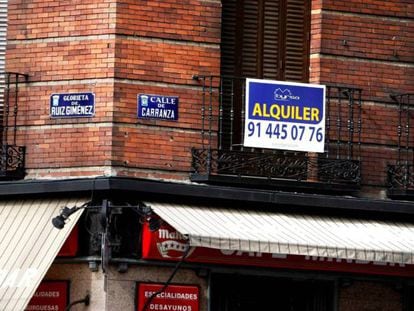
137,283,199,311
26,281,69,311
142,221,414,278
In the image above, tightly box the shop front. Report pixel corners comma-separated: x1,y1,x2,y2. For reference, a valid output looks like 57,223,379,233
9,198,414,311
139,202,414,311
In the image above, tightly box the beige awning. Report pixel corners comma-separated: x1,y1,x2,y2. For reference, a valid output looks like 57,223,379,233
148,202,414,265
0,198,87,311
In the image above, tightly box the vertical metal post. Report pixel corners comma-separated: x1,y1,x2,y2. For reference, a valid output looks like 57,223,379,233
347,88,354,160
229,79,235,150
207,76,213,175
404,95,410,189
325,86,331,159
397,95,403,164
201,77,206,151
13,73,19,145
357,89,362,162
3,72,10,145
240,78,246,152
410,95,414,171
218,76,224,151
208,76,213,151
336,87,342,159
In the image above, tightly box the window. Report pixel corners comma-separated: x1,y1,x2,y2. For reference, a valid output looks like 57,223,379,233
221,0,311,82
211,274,334,311
219,0,311,149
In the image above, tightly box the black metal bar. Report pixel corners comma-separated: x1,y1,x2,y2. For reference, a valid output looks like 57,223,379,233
218,76,224,151
13,73,19,145
240,79,246,152
336,87,342,159
208,76,213,151
207,76,213,175
411,95,414,169
357,89,362,162
396,95,403,164
201,76,206,151
3,73,10,144
404,94,410,189
347,88,354,160
229,78,235,150
325,86,331,158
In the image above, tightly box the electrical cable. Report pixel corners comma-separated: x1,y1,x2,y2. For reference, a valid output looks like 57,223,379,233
65,293,90,310
141,245,192,311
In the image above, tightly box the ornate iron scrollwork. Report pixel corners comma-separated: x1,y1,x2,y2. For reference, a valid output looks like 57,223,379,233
0,144,26,178
0,72,28,180
387,94,414,192
318,158,360,184
192,148,308,181
387,164,414,190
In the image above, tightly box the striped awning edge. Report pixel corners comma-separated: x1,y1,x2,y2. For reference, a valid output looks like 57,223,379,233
148,202,414,265
0,198,88,311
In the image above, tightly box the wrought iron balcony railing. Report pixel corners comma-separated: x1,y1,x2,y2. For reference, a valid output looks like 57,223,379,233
0,72,28,180
387,93,414,195
191,75,362,191
0,144,26,179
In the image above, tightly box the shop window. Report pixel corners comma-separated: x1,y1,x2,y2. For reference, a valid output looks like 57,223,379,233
210,274,334,311
405,285,414,311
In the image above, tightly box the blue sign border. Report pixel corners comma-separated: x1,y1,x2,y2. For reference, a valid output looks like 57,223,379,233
50,92,95,119
244,78,326,153
137,94,179,121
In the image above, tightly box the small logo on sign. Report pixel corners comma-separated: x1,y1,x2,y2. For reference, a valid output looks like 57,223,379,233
156,228,193,259
140,95,149,107
52,95,60,106
274,88,300,101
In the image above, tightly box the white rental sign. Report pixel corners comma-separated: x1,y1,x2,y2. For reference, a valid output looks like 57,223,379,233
244,79,326,153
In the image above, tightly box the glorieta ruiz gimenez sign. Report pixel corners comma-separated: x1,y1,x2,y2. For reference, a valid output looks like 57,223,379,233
50,92,95,118
244,79,326,153
138,94,178,121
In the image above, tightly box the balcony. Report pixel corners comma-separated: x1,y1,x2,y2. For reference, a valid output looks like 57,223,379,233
0,72,28,180
387,93,414,198
191,75,362,193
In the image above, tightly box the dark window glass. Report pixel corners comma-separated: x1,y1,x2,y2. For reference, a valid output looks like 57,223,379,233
211,274,334,311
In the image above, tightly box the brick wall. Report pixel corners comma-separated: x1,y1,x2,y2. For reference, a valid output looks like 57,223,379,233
115,0,221,43
311,1,414,101
6,0,116,178
5,0,221,179
7,1,116,40
310,0,414,190
4,0,413,192
111,0,221,180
